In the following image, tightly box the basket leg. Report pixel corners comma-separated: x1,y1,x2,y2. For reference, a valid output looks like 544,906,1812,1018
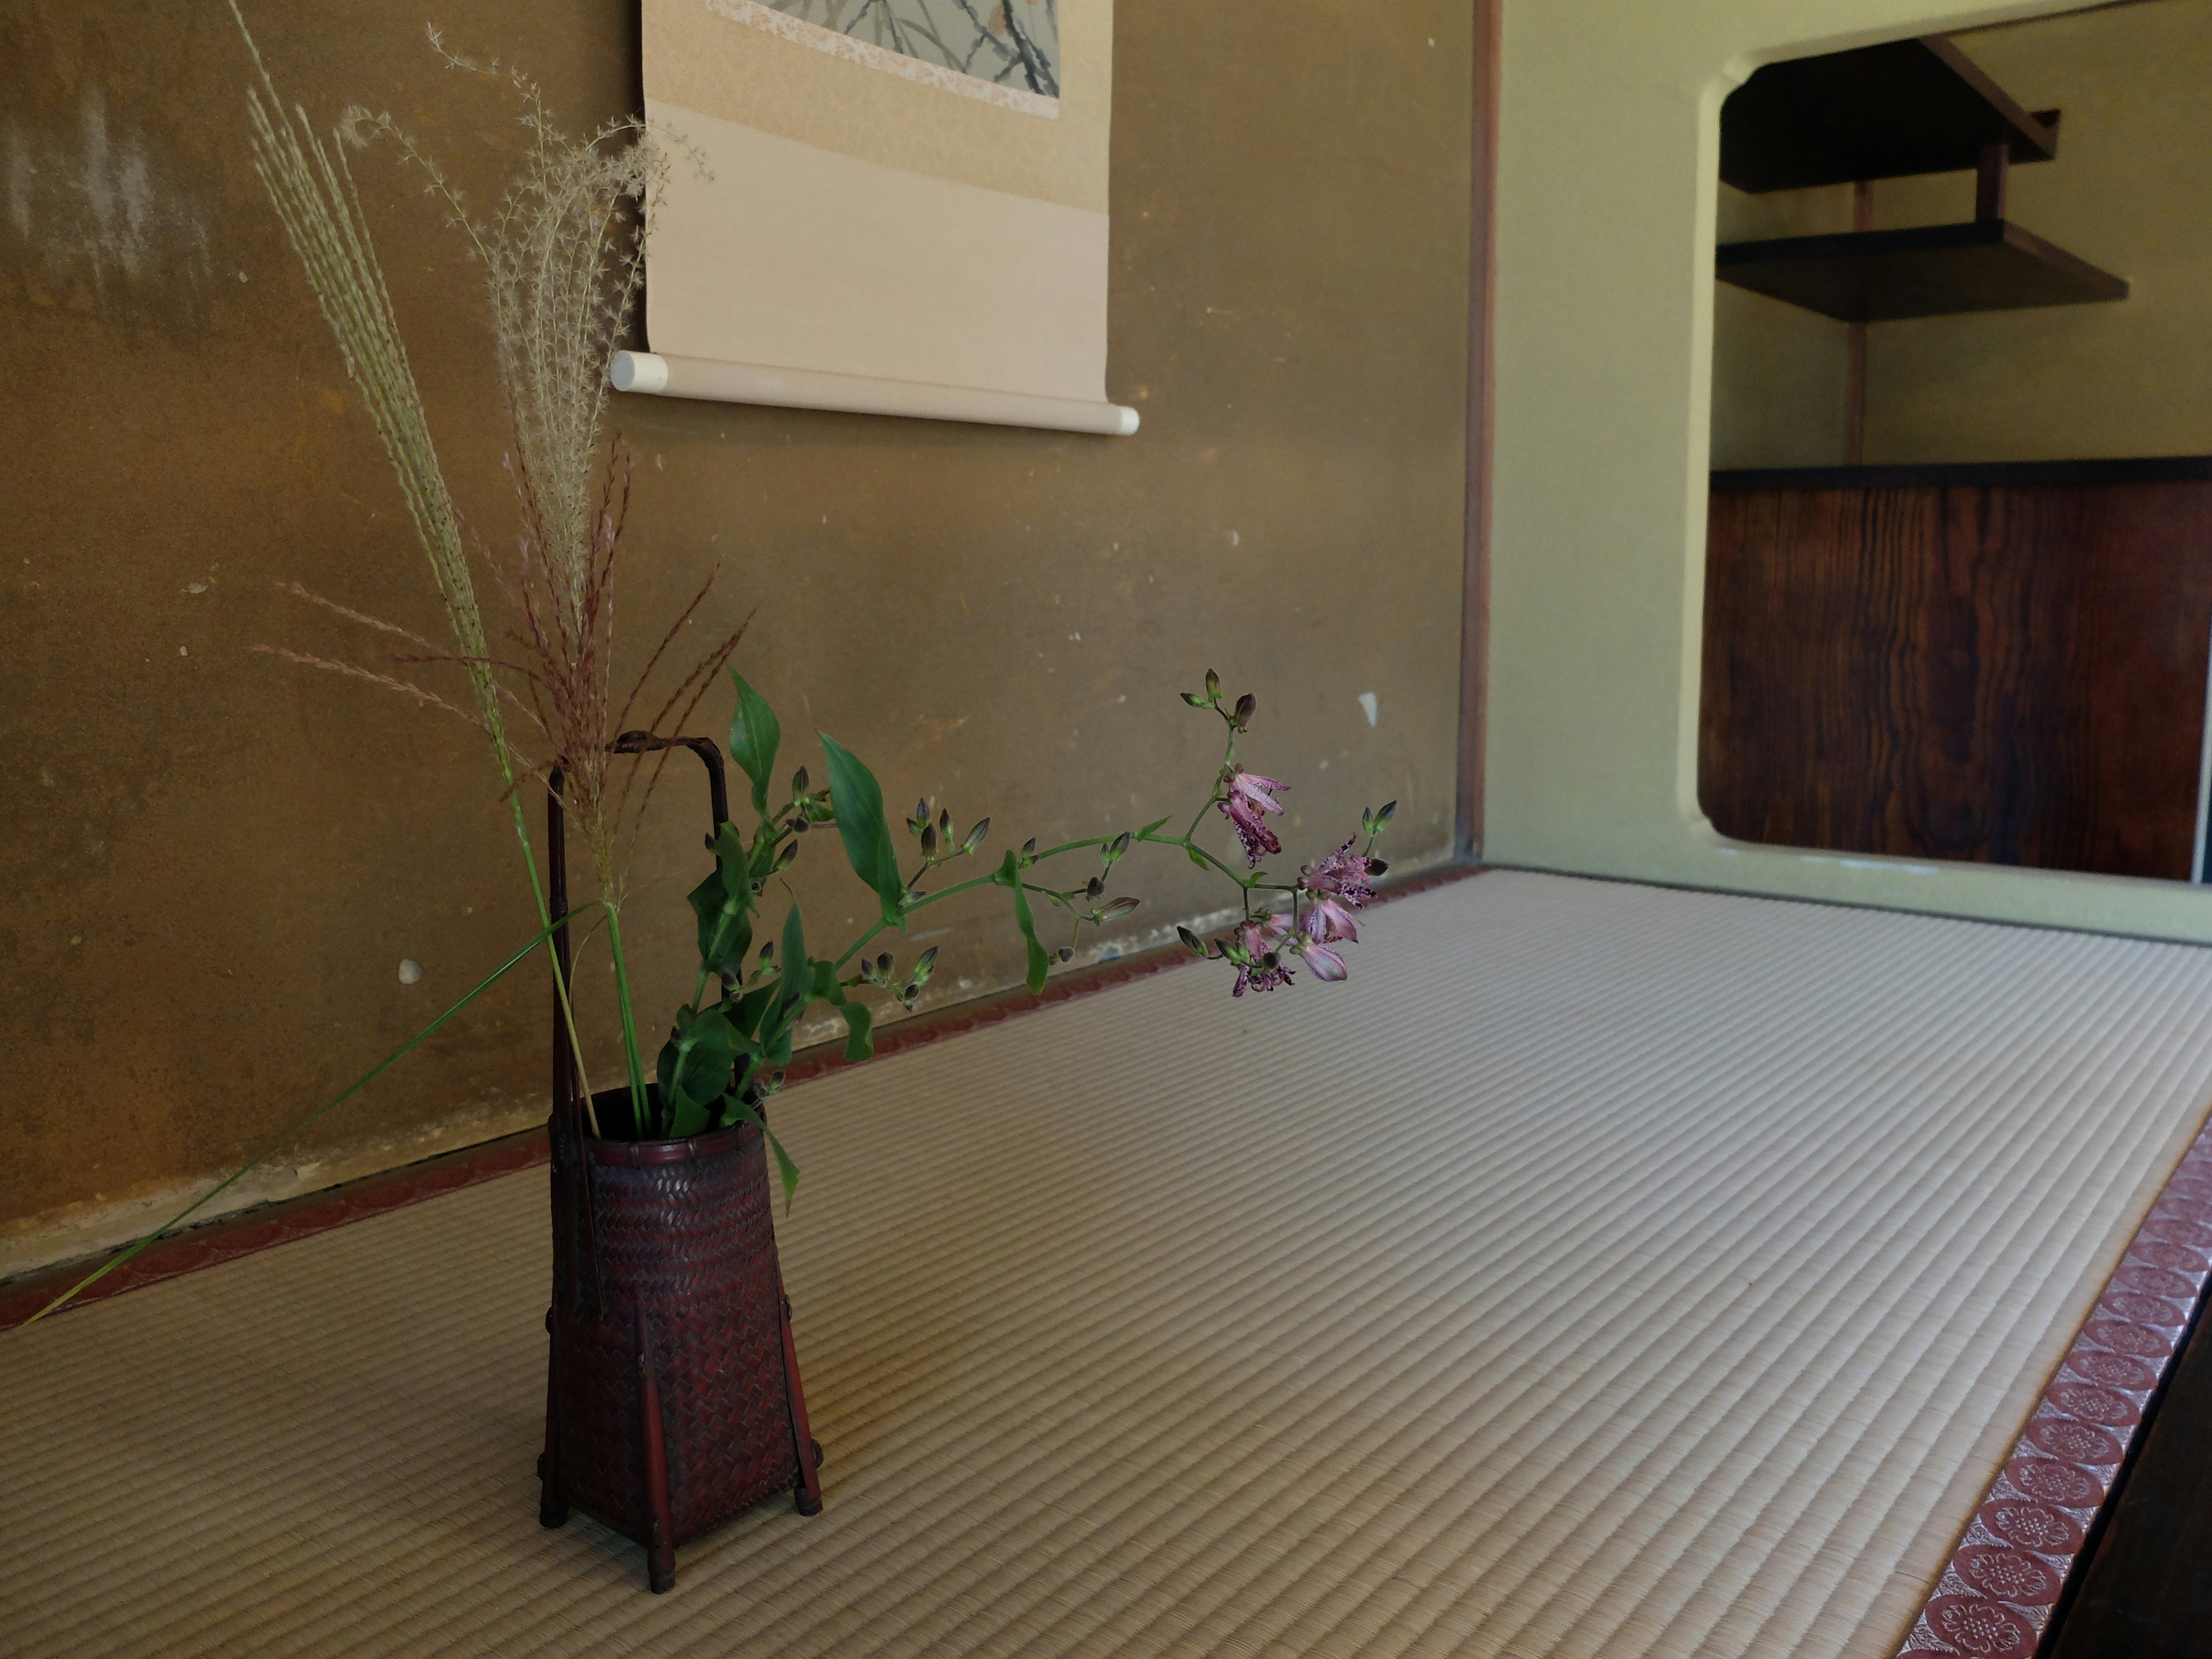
538,1308,569,1527
637,1305,678,1593
779,1292,825,1516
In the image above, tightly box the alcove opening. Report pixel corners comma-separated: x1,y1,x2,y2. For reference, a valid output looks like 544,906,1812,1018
1697,0,2212,882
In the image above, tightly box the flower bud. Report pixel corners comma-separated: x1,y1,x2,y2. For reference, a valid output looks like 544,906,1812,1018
1101,896,1141,918
1367,857,1390,877
790,815,809,834
791,766,809,794
963,817,990,854
774,838,800,871
1085,874,1105,899
1176,925,1205,956
1205,668,1221,702
1021,836,1037,863
1377,800,1397,825
1105,830,1132,865
938,807,952,838
759,941,775,962
913,945,939,984
1058,946,1074,963
1233,692,1256,730
921,823,939,857
1181,691,1207,707
877,951,893,974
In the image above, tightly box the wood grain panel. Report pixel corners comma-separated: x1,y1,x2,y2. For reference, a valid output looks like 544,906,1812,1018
1699,480,2212,880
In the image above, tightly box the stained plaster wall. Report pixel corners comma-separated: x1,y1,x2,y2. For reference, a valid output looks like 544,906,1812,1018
1485,0,2212,941
0,0,1474,1272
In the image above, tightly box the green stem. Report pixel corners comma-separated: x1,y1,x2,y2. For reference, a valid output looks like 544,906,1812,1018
23,908,593,1327
828,744,1268,989
500,783,600,1139
600,902,653,1133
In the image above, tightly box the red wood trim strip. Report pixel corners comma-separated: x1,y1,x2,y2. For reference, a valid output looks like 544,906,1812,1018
1456,0,1502,863
1896,1112,2212,1658
0,1134,552,1331
0,863,1483,1330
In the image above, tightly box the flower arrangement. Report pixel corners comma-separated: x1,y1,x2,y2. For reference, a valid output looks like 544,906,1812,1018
635,666,1397,1187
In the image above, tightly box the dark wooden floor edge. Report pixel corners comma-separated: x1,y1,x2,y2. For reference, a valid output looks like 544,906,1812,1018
0,860,1486,1331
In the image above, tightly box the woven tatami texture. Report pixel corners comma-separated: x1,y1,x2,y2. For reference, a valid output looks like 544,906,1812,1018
7,871,2212,1658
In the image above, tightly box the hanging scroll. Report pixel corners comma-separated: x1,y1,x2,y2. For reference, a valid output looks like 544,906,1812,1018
619,0,1135,435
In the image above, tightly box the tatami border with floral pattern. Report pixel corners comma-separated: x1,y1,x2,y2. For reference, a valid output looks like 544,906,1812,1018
1896,1120,2212,1658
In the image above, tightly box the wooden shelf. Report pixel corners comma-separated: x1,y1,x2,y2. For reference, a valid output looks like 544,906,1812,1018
1717,219,2128,321
1721,37,2058,194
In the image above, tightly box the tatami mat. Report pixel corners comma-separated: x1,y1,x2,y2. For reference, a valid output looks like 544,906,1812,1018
6,872,2212,1658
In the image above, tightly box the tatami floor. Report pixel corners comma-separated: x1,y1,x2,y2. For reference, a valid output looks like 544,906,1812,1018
7,872,2212,1658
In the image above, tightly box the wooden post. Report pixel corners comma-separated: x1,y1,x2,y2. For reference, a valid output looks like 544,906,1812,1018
1844,180,1872,466
637,1304,677,1593
782,1291,825,1516
538,1308,569,1528
1975,141,2011,222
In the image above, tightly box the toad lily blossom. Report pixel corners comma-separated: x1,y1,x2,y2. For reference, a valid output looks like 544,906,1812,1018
1219,767,1288,864
1168,672,1397,997
1303,893,1361,945
1226,910,1296,995
1297,936,1349,981
1302,836,1380,906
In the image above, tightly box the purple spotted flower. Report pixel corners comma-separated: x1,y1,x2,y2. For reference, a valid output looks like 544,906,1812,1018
1230,910,1295,995
1304,893,1360,944
1302,837,1377,906
1218,767,1287,865
1298,937,1349,981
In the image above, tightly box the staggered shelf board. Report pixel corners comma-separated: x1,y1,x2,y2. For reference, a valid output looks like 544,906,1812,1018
1717,33,2124,323
1718,218,2129,321
1721,36,2057,194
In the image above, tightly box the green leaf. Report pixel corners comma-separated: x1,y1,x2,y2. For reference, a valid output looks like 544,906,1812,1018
777,903,808,1018
996,849,1051,994
723,1097,802,1212
820,732,904,926
728,669,782,821
655,1005,743,1129
729,980,779,1040
764,1127,801,1212
687,823,756,981
838,995,873,1062
822,978,875,1062
1137,816,1171,838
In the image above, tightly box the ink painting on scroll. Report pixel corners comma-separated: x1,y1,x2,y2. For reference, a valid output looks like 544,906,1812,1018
737,1,1062,111
638,0,1119,422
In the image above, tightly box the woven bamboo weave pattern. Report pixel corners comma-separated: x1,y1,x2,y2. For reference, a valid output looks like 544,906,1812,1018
4,872,2212,1657
549,1123,800,1544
